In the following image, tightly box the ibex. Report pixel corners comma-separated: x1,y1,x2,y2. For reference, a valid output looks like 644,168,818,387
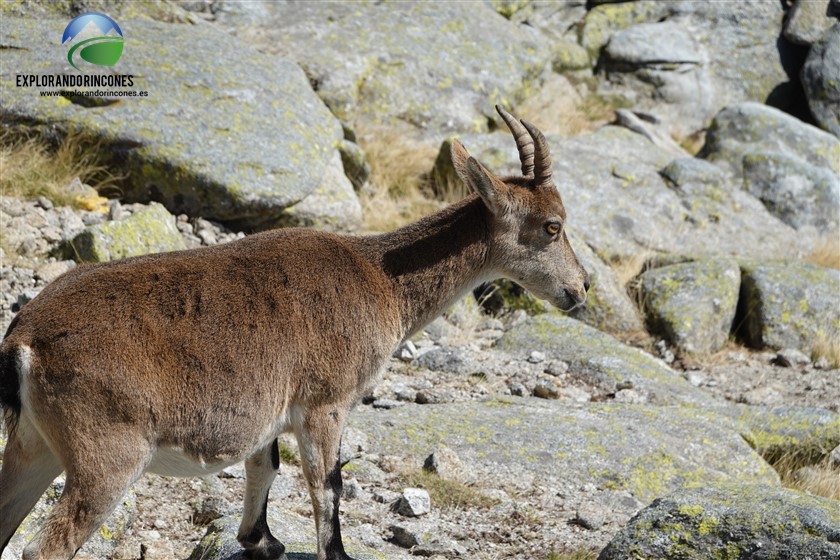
0,106,589,560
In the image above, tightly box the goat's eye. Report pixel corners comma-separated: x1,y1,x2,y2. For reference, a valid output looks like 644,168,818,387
544,222,561,236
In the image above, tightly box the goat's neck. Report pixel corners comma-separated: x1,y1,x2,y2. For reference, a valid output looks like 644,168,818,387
374,194,492,339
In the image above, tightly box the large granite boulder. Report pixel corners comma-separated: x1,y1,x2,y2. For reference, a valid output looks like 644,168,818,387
802,23,840,138
496,314,708,403
638,258,741,355
219,2,547,135
584,1,795,129
350,399,778,507
739,261,840,353
0,18,348,230
597,484,840,560
784,0,838,46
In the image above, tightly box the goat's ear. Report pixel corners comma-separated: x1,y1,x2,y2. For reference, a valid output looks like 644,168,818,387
452,138,507,214
465,157,508,215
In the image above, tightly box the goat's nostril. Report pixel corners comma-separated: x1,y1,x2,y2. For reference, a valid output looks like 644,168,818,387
584,279,591,292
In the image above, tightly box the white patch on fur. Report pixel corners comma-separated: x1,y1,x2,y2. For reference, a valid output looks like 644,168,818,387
147,446,241,477
16,345,32,408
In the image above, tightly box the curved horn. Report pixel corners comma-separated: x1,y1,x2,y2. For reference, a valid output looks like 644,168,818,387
521,119,552,188
495,104,534,179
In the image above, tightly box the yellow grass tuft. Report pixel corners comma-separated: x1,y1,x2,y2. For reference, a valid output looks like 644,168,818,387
356,128,441,232
608,251,654,287
546,550,599,560
805,234,840,270
398,470,499,510
0,129,119,207
772,452,840,501
811,330,840,369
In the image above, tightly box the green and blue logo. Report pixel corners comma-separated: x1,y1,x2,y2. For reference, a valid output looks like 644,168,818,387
62,13,123,72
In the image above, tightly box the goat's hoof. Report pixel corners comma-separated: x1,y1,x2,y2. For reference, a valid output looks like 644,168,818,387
241,539,286,560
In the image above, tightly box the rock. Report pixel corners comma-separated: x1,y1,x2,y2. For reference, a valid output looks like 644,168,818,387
389,521,463,555
585,1,793,127
497,314,709,403
527,351,546,364
565,230,645,334
638,258,740,355
0,18,345,229
830,444,840,467
274,152,363,232
338,139,370,190
784,0,837,45
396,340,418,362
721,405,840,462
394,488,431,517
423,446,463,479
350,399,778,506
414,347,470,374
68,203,186,263
702,102,840,175
187,512,384,560
776,348,812,367
597,483,840,560
738,261,840,353
802,23,840,138
742,152,840,232
602,22,714,131
2,476,136,560
221,2,547,134
551,37,591,72
533,378,561,400
436,126,811,261
575,505,606,530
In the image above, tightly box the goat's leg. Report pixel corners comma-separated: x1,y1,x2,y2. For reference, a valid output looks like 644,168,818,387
0,416,63,553
293,404,353,560
237,438,286,560
21,436,149,560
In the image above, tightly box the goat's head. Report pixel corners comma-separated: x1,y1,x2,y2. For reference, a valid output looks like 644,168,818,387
451,105,590,311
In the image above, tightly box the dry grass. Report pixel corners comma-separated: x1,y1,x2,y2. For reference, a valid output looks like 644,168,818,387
772,453,840,501
0,129,118,207
608,251,654,287
398,469,499,511
811,330,840,369
805,234,840,270
356,129,441,232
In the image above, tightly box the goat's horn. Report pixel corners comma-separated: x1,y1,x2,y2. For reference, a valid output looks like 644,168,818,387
495,104,534,179
520,119,552,188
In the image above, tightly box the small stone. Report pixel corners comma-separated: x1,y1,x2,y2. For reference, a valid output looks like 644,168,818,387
777,348,811,367
13,289,41,311
655,340,676,364
527,350,546,364
814,356,831,370
394,488,431,517
616,380,634,391
423,446,463,478
373,489,401,504
36,196,54,210
140,540,174,560
220,465,246,479
575,506,606,530
544,360,569,376
508,381,527,397
108,200,123,221
392,382,417,402
533,379,560,399
614,388,645,403
342,477,364,500
396,340,418,362
198,229,217,245
684,371,707,387
829,444,840,468
372,398,405,409
389,524,423,548
36,260,74,283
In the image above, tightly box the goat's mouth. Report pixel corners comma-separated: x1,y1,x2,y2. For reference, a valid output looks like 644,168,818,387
553,291,586,312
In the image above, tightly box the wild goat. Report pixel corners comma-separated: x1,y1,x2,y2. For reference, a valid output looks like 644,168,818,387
0,106,589,560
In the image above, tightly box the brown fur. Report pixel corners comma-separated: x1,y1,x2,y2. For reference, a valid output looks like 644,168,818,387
0,109,588,560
